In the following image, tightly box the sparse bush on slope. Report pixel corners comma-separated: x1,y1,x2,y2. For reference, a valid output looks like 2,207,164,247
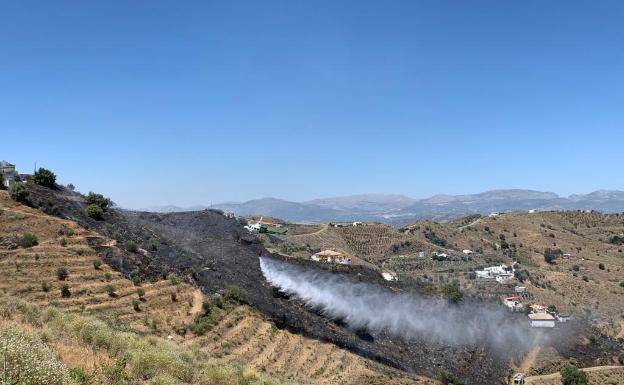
0,327,73,385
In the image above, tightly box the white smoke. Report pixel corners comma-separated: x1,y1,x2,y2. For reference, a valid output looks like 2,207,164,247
260,257,546,350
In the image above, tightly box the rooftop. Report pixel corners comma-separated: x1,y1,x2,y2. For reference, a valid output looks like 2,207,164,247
528,313,555,321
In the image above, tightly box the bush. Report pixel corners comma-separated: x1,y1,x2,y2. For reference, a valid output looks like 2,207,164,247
125,240,138,253
86,203,104,220
33,167,56,187
58,224,75,237
582,275,589,282
441,284,463,304
93,259,102,269
56,267,69,281
9,183,29,202
572,265,580,272
544,248,562,264
560,365,588,385
41,281,52,292
224,286,247,303
609,235,624,245
0,327,72,385
170,291,177,302
60,284,71,298
136,288,145,300
132,300,141,311
17,233,38,248
438,370,465,385
105,284,116,297
598,263,605,270
424,230,448,247
59,238,67,247
69,367,89,385
86,192,111,210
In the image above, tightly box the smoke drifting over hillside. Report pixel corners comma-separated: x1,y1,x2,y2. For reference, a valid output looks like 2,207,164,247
260,257,546,350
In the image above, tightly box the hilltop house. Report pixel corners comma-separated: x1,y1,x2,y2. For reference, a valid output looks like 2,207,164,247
475,264,512,279
311,250,350,264
0,160,16,188
502,296,523,311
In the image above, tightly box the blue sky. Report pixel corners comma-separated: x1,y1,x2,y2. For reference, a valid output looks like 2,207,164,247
1,1,623,208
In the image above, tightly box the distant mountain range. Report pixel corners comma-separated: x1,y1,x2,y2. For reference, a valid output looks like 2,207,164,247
141,189,624,225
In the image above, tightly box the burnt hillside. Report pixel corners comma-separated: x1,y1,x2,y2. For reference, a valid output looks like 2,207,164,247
20,180,620,385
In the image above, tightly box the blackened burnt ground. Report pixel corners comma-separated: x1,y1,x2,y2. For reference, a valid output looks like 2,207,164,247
25,184,623,385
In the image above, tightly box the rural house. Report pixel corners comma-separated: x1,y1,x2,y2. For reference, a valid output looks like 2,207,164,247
311,249,350,264
0,160,16,188
528,312,555,328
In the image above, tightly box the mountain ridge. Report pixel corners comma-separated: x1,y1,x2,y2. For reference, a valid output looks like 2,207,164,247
142,189,624,224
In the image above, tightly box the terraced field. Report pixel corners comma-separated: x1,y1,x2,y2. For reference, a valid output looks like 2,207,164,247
185,305,436,385
0,191,199,336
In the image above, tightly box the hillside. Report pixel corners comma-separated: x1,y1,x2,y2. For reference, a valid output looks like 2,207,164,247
0,189,437,385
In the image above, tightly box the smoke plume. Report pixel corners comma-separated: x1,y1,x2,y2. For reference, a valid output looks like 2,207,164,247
260,257,547,350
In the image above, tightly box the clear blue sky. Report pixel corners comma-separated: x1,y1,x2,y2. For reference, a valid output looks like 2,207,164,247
2,1,623,208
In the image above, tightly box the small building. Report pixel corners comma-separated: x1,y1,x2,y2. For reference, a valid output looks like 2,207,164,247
496,273,514,283
311,249,349,264
528,312,555,328
462,249,474,255
557,314,572,323
0,160,16,188
381,271,398,281
488,212,500,217
514,286,527,293
502,296,523,311
530,304,547,313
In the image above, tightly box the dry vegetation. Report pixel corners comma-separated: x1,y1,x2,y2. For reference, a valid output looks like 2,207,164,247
0,191,436,385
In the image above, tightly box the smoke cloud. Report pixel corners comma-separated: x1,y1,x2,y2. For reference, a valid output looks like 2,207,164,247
260,257,547,350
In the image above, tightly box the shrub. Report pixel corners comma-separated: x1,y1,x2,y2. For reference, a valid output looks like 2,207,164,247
33,167,56,187
69,367,89,385
93,259,102,269
18,233,38,248
9,183,29,202
61,284,71,298
582,275,589,282
59,238,67,246
170,292,177,302
609,235,624,245
41,281,52,292
544,248,562,264
58,224,75,236
224,286,247,303
438,370,465,385
86,203,104,220
441,284,463,304
132,300,141,311
572,265,580,272
56,267,69,281
0,327,72,385
598,263,605,270
560,364,588,385
136,288,145,300
86,192,111,210
125,240,138,253
105,285,116,297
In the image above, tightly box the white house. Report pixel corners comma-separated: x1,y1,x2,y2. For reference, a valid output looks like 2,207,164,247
495,273,514,284
514,286,527,294
502,296,523,311
311,250,350,264
462,249,474,255
528,312,555,328
475,264,512,279
381,271,398,281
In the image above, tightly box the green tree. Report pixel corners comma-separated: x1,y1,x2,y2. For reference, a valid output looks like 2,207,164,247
136,287,145,300
33,167,56,187
560,365,588,385
442,284,463,304
105,284,116,297
124,240,138,253
9,183,29,203
60,284,71,298
86,192,111,210
86,203,104,219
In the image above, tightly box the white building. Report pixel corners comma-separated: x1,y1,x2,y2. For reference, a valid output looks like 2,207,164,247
514,286,527,293
502,296,523,311
557,314,572,323
381,271,398,281
528,312,555,328
311,250,350,264
462,249,474,255
475,264,512,279
495,273,514,283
